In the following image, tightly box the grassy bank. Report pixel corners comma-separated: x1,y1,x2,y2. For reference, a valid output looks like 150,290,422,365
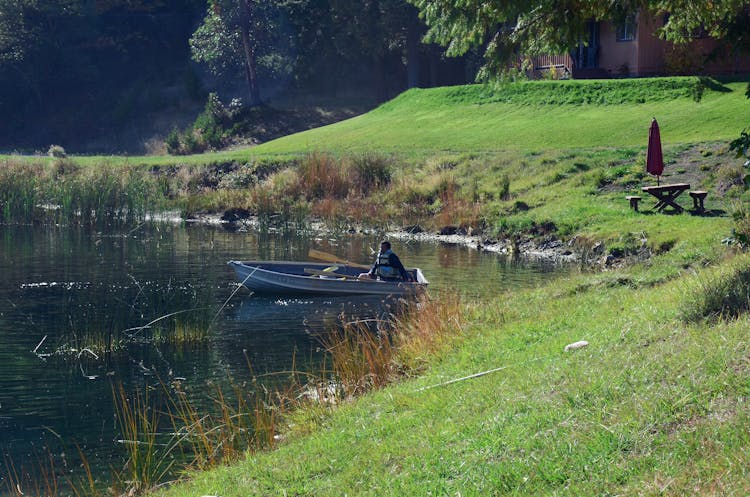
156,248,750,496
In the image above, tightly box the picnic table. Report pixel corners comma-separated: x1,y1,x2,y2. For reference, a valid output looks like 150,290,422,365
642,183,690,213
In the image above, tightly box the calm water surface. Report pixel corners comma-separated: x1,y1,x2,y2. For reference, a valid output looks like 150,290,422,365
0,223,566,488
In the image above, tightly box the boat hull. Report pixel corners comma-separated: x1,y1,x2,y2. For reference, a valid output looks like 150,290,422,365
228,261,428,296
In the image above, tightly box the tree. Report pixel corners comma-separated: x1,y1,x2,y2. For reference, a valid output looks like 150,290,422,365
407,0,750,81
191,0,298,106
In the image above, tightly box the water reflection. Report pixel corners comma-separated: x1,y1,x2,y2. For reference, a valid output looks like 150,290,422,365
0,223,566,488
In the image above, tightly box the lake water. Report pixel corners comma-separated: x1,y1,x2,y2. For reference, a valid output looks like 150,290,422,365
0,223,566,490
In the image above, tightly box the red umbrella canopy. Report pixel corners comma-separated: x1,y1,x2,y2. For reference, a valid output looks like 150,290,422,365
646,118,664,178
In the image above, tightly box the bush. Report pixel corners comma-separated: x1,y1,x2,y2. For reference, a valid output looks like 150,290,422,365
166,128,181,155
679,257,750,322
350,153,392,193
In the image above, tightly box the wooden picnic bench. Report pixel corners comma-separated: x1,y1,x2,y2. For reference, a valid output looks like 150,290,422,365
625,195,642,211
689,190,708,214
641,183,690,213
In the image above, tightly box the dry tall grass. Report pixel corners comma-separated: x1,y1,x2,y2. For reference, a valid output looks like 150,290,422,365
319,292,468,399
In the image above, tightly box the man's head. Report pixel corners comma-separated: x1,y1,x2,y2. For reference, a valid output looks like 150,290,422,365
380,240,391,253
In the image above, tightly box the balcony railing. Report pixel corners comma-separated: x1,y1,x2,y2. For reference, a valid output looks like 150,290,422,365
531,54,573,74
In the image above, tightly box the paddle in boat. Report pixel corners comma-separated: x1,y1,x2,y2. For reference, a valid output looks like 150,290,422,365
227,260,428,296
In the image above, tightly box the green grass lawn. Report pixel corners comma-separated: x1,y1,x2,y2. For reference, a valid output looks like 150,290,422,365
250,78,749,157
4,77,747,166
157,250,750,496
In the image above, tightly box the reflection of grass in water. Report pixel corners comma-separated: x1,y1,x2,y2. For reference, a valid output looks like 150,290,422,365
3,442,98,497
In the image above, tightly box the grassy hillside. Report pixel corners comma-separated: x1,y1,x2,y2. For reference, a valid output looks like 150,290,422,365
3,76,746,166
158,250,750,496
250,77,749,156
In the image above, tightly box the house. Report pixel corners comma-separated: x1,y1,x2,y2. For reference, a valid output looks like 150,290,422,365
530,10,750,79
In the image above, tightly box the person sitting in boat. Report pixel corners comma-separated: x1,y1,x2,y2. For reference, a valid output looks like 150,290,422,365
359,241,412,281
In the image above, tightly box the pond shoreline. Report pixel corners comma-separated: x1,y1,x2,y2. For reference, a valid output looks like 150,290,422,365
177,210,593,265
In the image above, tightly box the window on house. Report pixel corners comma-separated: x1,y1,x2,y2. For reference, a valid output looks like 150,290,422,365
616,15,636,41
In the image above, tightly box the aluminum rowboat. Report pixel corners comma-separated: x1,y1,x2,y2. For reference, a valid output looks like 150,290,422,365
228,260,428,296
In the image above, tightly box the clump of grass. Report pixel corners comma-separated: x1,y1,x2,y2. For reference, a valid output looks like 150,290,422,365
164,379,290,471
112,384,178,494
434,179,483,231
679,256,750,322
318,293,469,398
297,153,350,199
152,320,211,345
319,319,398,397
391,292,468,372
717,163,746,194
349,153,392,193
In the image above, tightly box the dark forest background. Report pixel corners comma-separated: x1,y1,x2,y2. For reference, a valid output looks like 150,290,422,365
0,0,473,154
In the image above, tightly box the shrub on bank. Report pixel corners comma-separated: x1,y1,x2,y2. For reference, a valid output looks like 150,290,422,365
679,256,750,322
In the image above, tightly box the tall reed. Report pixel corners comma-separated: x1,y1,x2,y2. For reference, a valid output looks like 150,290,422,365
0,160,44,223
318,292,468,398
112,384,179,494
0,159,160,226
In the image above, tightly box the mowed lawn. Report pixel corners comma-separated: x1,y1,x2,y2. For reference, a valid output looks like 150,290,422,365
4,77,746,166
251,79,749,156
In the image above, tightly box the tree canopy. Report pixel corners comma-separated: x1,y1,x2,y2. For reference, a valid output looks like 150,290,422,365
408,0,750,80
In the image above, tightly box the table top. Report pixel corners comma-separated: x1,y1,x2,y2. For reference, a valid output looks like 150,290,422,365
642,183,690,192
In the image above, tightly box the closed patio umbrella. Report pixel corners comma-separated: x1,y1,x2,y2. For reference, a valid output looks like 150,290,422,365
646,118,664,185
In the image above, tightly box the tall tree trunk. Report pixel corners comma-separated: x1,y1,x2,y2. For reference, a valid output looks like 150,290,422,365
239,0,261,106
406,7,421,88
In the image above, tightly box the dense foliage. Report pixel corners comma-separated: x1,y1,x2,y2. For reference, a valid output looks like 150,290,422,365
0,0,467,153
1,1,748,154
409,0,750,81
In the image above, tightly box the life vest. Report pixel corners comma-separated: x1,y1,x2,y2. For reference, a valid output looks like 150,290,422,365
376,249,401,279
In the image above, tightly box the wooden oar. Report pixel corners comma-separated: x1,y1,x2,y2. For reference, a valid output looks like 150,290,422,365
304,268,378,281
308,248,370,270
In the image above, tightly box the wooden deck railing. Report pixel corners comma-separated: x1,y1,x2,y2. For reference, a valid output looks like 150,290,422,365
531,54,573,72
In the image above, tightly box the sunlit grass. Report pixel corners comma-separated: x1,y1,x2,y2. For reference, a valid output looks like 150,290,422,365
156,248,750,497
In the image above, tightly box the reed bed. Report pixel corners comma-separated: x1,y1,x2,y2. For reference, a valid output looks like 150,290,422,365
0,159,160,226
0,152,487,232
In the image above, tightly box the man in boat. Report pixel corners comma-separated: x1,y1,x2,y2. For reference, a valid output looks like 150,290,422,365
359,240,413,282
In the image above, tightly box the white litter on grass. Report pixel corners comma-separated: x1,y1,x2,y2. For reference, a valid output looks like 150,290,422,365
564,340,589,352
